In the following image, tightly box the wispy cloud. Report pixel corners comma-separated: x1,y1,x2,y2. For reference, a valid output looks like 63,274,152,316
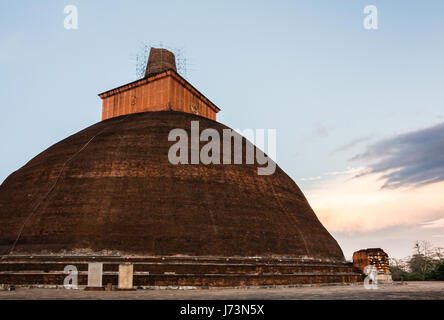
325,167,361,176
333,136,371,154
314,123,331,138
352,122,444,189
302,125,444,256
300,176,323,182
300,167,361,182
305,172,444,233
421,218,444,229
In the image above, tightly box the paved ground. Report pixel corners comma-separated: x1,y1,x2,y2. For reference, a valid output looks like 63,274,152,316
0,282,443,300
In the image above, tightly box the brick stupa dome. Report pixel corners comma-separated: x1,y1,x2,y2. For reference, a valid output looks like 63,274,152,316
0,48,362,288
0,111,344,261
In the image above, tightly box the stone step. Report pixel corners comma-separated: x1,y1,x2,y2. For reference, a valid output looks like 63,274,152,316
0,255,348,266
0,262,357,275
0,255,363,287
0,272,363,287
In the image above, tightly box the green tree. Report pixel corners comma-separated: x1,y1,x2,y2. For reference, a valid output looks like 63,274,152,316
389,258,409,281
407,241,435,280
390,265,409,281
430,262,444,281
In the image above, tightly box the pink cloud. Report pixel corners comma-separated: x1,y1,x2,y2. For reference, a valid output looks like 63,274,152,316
304,171,444,233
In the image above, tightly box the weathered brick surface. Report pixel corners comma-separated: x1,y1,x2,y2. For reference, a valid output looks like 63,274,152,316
353,248,390,274
0,262,355,274
0,273,362,287
0,112,346,261
0,255,349,265
99,70,219,121
98,48,218,121
145,48,177,78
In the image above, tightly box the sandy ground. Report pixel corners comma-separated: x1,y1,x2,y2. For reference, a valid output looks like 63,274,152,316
0,282,443,300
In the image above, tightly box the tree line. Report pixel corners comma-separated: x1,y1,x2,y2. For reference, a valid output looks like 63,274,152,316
390,241,444,281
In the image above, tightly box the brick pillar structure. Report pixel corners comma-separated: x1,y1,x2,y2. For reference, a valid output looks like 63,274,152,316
99,47,220,121
145,48,177,78
353,248,393,284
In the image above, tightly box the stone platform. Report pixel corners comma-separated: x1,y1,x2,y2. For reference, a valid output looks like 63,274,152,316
0,255,362,288
0,282,442,300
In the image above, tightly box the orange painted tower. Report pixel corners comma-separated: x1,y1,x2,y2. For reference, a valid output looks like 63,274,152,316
99,48,220,121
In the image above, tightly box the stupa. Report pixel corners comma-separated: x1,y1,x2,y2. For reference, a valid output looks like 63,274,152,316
0,48,363,287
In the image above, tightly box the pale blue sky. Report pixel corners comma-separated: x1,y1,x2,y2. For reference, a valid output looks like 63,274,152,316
1,1,444,258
